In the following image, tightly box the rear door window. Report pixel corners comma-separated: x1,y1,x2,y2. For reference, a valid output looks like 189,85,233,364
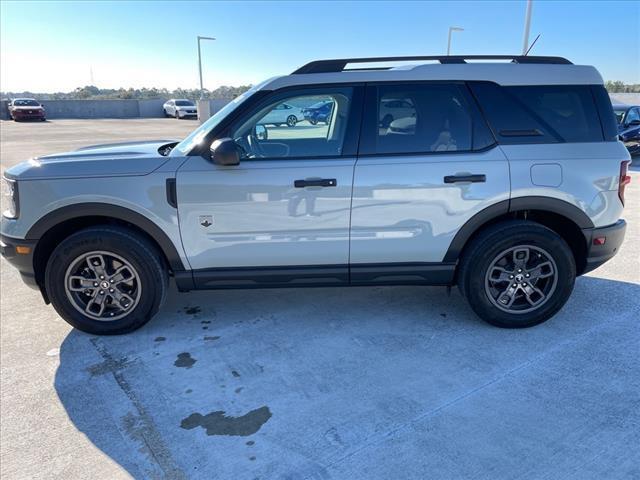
360,83,494,155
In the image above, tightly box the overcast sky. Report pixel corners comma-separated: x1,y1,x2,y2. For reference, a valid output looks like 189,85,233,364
1,0,638,92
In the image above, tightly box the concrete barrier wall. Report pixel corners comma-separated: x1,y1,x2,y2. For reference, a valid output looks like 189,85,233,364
1,97,234,120
0,100,9,120
138,99,168,118
610,93,640,105
41,99,140,119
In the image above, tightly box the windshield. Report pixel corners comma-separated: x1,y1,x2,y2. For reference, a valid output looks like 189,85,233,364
175,100,194,106
173,83,263,155
613,109,626,124
14,99,39,106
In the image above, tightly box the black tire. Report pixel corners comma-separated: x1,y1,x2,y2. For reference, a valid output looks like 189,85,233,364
175,110,180,119
45,226,168,335
286,115,297,127
458,220,576,328
381,114,393,128
163,108,170,118
309,118,317,125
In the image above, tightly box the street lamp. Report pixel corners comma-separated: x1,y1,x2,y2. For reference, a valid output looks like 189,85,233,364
197,35,216,99
447,26,464,55
522,0,534,55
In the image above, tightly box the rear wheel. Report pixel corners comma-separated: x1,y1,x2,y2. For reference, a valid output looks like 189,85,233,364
458,221,575,328
45,226,168,335
286,115,297,127
309,118,317,125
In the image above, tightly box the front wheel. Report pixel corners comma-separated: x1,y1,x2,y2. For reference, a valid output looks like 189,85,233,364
309,118,317,125
458,221,576,328
45,226,168,335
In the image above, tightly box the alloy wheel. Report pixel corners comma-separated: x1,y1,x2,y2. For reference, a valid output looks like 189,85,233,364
484,245,558,314
64,250,142,321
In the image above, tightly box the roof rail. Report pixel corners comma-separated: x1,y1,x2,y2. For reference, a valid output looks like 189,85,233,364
292,55,573,74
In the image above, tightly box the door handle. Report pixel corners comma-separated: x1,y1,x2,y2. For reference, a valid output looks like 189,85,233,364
444,174,486,184
294,178,337,188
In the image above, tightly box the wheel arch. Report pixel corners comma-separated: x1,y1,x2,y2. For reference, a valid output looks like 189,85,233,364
27,203,186,294
445,197,592,275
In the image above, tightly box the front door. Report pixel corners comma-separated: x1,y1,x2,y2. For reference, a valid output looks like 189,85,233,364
176,86,362,287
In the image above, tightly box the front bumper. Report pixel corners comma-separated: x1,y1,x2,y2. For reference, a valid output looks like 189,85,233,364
582,219,626,274
178,110,197,118
11,110,45,120
0,234,39,289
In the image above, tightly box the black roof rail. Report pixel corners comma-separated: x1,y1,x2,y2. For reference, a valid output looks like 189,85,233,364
292,55,573,74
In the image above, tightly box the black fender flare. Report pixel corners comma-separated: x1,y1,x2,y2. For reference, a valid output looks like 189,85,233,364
443,196,594,262
26,203,186,271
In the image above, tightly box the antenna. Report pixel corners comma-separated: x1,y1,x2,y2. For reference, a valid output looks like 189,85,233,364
524,34,541,56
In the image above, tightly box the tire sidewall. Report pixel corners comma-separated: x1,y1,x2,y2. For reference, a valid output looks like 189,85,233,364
45,229,165,334
464,224,576,328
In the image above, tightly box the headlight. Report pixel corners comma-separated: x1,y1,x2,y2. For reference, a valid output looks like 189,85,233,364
1,177,18,219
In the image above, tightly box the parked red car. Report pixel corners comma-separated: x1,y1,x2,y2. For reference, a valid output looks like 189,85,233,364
8,98,46,121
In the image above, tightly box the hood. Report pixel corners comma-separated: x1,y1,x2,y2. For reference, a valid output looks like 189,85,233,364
5,140,177,181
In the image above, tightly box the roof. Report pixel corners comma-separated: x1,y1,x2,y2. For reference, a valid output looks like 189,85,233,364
262,56,603,90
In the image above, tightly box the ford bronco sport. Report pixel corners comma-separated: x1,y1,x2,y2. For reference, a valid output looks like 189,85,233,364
1,55,630,334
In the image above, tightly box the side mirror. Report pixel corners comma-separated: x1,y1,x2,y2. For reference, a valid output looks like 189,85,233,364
255,124,268,141
210,138,240,166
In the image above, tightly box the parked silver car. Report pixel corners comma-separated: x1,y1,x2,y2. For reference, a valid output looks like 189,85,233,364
1,55,630,334
163,99,197,119
258,102,304,127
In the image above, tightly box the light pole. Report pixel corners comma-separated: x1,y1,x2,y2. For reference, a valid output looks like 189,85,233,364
197,35,215,99
447,27,464,55
522,0,533,55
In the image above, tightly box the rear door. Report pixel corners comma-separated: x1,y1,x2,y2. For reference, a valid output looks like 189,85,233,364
176,85,363,287
350,82,510,283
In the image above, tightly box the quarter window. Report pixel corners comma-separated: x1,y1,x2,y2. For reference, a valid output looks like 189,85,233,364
505,86,603,142
470,82,605,143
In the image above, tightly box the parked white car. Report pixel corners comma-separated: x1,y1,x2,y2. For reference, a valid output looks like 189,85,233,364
258,102,304,127
379,98,416,127
163,99,197,119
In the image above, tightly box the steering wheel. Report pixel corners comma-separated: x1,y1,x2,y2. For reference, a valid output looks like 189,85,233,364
247,130,266,158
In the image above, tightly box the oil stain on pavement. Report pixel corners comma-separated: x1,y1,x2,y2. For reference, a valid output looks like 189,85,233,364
174,352,196,369
183,306,201,315
180,406,272,436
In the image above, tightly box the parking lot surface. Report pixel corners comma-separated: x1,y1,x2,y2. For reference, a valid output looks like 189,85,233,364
1,119,639,479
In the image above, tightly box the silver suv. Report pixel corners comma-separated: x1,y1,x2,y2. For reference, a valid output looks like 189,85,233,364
1,55,631,335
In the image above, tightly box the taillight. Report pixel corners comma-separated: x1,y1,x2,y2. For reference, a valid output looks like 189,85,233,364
618,161,631,205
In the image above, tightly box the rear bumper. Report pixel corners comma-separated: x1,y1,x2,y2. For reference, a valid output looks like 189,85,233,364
0,235,39,289
582,219,626,274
